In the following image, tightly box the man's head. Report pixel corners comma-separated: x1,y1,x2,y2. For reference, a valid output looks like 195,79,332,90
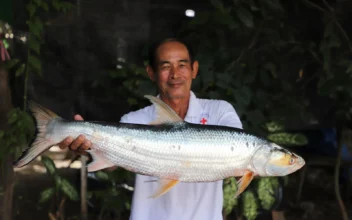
146,38,199,100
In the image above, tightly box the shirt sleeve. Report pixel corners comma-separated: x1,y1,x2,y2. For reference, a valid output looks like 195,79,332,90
119,114,130,123
217,101,243,129
119,107,153,125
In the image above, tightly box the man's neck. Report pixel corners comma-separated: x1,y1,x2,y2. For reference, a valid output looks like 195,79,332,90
159,93,190,120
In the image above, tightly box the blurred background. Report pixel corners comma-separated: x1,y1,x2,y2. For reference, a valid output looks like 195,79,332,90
0,0,352,219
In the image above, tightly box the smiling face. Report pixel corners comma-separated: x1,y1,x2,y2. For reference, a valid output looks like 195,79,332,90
147,41,199,100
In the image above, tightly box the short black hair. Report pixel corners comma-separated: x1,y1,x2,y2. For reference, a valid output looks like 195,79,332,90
148,38,195,70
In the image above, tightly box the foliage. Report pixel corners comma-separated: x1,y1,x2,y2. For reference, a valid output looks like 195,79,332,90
91,59,157,109
38,156,79,218
86,169,135,219
176,0,352,218
0,108,35,162
0,0,75,163
0,0,76,218
6,0,75,103
223,177,238,215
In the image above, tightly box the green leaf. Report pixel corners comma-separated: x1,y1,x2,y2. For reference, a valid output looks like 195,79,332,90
52,0,60,10
267,132,308,146
138,80,156,95
39,187,55,203
242,190,258,220
41,2,49,11
33,0,42,6
33,17,44,34
223,177,238,215
236,7,254,28
59,2,75,12
257,177,278,210
213,11,235,27
127,97,138,105
216,72,231,89
246,109,266,126
0,130,4,139
95,171,109,181
55,175,62,190
28,55,42,75
263,121,285,133
236,86,252,107
264,62,277,78
60,178,79,201
29,37,40,54
249,0,260,11
5,59,20,69
41,156,57,175
26,3,36,18
27,22,40,38
15,64,26,77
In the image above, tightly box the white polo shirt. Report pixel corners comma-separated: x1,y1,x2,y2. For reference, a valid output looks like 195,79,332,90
120,91,243,220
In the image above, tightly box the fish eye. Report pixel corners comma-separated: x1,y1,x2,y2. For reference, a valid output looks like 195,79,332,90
289,157,295,165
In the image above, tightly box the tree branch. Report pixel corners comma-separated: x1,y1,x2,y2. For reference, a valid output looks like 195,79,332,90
225,23,263,72
303,0,352,52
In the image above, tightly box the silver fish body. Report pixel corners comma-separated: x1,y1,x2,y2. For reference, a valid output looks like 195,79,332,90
46,119,272,182
13,95,305,198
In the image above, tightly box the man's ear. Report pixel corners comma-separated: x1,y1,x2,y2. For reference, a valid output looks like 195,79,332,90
146,65,155,81
191,61,199,79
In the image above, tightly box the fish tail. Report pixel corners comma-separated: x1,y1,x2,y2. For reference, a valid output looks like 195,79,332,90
13,101,61,168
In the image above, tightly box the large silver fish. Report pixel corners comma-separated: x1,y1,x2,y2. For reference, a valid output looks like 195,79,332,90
13,95,305,198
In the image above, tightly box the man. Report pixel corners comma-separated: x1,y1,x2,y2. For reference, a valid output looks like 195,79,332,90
59,38,243,220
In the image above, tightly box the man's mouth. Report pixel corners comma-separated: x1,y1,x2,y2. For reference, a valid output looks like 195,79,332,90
168,82,184,87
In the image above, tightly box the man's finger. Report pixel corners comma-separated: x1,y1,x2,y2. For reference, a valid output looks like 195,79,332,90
74,114,84,121
69,134,85,151
59,136,73,149
81,140,92,151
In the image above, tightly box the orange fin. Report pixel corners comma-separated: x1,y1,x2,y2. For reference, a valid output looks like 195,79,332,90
148,178,179,198
234,170,254,198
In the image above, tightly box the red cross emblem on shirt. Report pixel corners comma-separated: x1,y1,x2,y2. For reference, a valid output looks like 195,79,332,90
200,117,207,125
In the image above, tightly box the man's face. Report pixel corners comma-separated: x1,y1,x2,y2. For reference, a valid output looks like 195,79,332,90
147,41,198,99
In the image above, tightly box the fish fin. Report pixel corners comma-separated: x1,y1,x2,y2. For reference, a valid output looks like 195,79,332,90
148,178,179,198
86,150,115,172
13,101,60,168
234,170,254,198
144,95,183,124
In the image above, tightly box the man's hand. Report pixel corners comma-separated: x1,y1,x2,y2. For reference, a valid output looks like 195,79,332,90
58,114,91,156
58,114,118,172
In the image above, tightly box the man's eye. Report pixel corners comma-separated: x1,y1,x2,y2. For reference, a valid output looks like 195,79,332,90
162,66,170,70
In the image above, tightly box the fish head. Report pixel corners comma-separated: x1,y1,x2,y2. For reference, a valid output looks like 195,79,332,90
250,143,305,176
264,143,305,176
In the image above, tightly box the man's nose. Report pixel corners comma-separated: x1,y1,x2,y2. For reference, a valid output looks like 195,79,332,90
170,66,180,79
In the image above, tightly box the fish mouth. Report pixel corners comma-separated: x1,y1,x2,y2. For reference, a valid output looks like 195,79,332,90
296,157,306,169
